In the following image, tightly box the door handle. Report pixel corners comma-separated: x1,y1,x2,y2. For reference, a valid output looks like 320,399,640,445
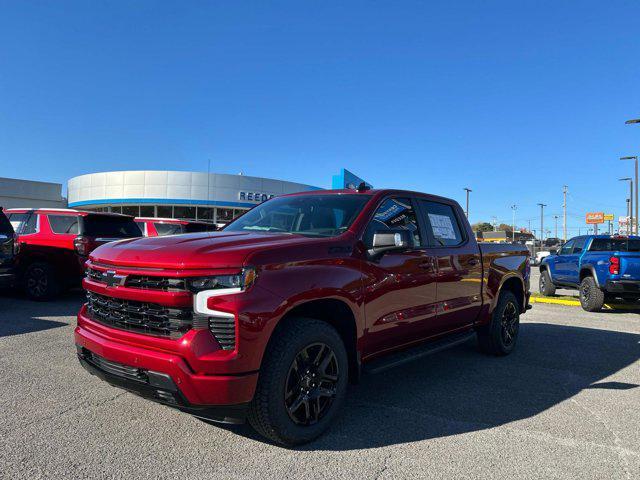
467,258,479,266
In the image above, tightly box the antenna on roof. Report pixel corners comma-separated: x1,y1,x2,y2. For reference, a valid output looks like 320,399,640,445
356,182,370,192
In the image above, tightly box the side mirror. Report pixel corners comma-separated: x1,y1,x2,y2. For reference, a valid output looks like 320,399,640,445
368,230,412,257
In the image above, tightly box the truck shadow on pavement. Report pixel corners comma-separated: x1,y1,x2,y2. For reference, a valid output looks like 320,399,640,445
225,322,640,450
0,290,85,337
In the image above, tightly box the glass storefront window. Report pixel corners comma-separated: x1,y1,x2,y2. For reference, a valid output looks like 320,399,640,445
140,206,154,217
122,206,140,217
197,207,214,222
216,208,234,222
233,209,247,219
174,206,196,220
157,206,172,218
111,206,122,214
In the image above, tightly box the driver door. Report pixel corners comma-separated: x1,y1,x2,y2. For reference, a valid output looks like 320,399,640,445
553,239,575,282
361,196,439,357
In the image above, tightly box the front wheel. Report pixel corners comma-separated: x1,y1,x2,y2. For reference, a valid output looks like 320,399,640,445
477,290,520,356
579,276,605,312
248,318,348,447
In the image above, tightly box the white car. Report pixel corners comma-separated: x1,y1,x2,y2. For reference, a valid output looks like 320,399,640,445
534,251,551,266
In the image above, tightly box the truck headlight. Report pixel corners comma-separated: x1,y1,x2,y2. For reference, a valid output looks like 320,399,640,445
187,267,257,293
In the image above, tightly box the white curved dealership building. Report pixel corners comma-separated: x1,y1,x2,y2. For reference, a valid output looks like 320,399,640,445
67,171,320,224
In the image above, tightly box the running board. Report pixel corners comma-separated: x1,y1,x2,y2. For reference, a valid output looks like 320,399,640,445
362,331,475,375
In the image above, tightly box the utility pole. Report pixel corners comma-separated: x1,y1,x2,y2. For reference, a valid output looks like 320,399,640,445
623,117,640,231
553,215,559,239
511,204,517,242
562,185,568,242
463,188,472,218
620,177,633,235
621,156,639,234
537,203,547,244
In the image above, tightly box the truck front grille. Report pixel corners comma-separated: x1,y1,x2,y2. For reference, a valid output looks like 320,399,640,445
86,291,193,338
82,348,147,383
87,268,187,292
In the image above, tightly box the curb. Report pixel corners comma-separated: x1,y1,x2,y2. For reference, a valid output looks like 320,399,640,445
530,296,580,306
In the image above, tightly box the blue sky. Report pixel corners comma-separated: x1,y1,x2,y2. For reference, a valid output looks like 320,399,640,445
1,0,639,235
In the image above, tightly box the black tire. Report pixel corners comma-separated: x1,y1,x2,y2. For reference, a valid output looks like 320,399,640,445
23,262,60,301
579,276,605,312
477,290,520,356
539,269,556,296
248,318,349,447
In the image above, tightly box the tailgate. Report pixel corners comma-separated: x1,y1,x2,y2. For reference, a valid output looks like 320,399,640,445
616,252,640,279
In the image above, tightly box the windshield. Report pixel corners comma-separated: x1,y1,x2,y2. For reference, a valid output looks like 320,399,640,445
224,194,371,237
589,238,640,252
82,214,142,238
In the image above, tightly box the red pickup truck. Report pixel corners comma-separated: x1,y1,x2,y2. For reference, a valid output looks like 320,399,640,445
75,188,530,446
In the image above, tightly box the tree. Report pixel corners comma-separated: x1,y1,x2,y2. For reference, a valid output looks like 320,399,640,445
472,222,494,233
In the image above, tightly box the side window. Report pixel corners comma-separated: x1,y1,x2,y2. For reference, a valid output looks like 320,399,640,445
418,200,464,247
48,215,80,234
572,238,585,254
559,240,574,255
14,213,38,235
154,223,184,236
363,197,421,248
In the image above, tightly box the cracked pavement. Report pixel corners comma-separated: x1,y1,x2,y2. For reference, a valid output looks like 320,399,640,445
1,292,639,479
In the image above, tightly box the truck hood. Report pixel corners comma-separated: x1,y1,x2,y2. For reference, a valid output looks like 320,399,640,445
88,231,321,270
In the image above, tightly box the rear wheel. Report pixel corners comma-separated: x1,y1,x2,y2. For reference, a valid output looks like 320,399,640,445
539,269,556,296
477,290,520,356
579,276,605,312
248,318,348,446
23,262,60,301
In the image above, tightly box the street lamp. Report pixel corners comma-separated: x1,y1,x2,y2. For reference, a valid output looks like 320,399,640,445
537,203,546,243
463,188,472,218
620,177,633,234
620,156,638,234
511,204,517,242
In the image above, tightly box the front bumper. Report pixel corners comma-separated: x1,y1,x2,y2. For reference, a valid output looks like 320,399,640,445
604,279,640,296
75,309,258,422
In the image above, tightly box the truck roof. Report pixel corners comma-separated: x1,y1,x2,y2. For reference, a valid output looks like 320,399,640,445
281,188,457,204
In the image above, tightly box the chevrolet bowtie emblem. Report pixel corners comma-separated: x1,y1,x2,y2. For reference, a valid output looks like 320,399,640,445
101,270,127,287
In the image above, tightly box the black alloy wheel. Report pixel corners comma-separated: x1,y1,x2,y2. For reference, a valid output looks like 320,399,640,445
284,343,339,426
500,301,519,347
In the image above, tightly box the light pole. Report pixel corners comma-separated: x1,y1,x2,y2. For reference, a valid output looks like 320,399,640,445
463,188,472,218
537,203,546,244
562,185,568,242
621,156,638,234
553,215,559,239
620,177,633,234
511,204,517,242
624,117,640,232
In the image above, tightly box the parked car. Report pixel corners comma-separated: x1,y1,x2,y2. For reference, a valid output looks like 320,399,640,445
0,207,17,289
539,235,640,311
535,250,551,266
75,189,531,446
5,208,142,300
134,217,217,237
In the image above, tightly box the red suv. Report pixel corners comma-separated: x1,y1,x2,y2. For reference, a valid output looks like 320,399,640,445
6,208,141,300
134,217,216,237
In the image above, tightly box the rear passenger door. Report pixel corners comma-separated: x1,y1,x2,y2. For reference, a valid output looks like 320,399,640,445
416,199,483,333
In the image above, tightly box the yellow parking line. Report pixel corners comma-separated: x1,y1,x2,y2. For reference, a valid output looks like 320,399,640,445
530,296,580,307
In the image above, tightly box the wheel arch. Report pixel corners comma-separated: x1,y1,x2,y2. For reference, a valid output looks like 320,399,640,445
579,265,600,287
497,275,526,313
269,298,360,384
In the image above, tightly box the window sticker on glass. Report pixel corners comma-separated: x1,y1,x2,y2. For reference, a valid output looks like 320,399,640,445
428,213,456,240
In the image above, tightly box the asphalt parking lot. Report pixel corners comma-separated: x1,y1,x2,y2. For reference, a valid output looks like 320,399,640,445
1,291,639,479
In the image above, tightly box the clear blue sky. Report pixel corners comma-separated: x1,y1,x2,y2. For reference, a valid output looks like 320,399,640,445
1,0,640,236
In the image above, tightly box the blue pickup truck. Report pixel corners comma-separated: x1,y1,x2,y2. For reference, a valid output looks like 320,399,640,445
539,235,640,311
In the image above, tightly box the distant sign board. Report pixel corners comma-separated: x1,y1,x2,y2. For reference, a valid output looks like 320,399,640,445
586,212,604,224
603,213,615,221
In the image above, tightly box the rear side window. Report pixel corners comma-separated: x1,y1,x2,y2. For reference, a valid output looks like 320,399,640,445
154,223,184,236
363,197,421,247
48,215,80,234
419,200,464,247
82,215,142,238
589,238,640,252
183,223,213,233
8,213,37,234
